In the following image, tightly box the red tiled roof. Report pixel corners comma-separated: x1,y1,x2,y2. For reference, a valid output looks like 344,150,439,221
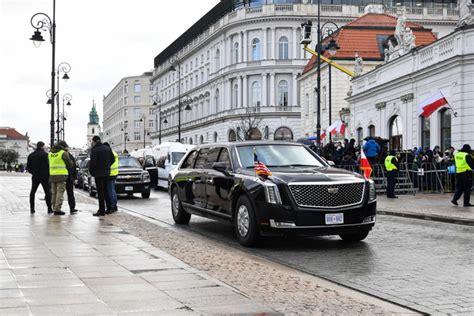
303,13,437,74
0,128,28,140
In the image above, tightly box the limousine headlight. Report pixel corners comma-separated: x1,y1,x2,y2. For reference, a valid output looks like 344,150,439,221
368,179,376,201
264,182,282,204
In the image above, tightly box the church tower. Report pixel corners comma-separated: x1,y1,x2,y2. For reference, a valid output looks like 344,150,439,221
86,99,102,146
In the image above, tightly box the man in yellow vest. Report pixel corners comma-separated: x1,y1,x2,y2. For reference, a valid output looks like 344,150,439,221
48,141,74,215
451,144,473,207
384,149,399,199
104,142,118,213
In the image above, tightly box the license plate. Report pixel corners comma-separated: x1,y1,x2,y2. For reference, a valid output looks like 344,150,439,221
125,186,133,191
325,213,344,225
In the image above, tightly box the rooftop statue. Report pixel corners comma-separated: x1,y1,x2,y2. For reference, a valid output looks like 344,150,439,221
458,0,473,27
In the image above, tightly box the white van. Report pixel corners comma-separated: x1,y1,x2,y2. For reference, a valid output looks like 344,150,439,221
153,142,194,189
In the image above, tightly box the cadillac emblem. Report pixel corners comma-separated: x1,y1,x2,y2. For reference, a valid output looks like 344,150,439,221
327,187,339,194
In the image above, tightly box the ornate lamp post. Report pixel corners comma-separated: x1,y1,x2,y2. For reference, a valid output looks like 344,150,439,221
55,62,71,141
29,1,57,147
121,121,128,153
139,117,147,148
151,94,163,145
61,93,72,141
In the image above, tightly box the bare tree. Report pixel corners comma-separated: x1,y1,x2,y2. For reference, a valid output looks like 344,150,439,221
229,107,264,141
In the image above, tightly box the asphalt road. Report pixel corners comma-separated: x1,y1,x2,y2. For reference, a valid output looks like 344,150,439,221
104,189,474,315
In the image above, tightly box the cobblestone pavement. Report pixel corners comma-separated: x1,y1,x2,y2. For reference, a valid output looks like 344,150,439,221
111,186,474,315
0,173,411,315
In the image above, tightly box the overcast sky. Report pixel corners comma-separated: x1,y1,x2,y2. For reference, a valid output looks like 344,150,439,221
0,0,219,148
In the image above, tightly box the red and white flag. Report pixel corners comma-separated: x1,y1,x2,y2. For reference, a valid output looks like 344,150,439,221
326,120,345,136
320,130,326,140
359,147,372,179
417,91,449,118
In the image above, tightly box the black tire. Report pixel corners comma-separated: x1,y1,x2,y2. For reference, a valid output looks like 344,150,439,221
127,193,133,197
141,191,150,199
88,182,96,198
234,195,259,247
171,187,190,224
339,230,369,242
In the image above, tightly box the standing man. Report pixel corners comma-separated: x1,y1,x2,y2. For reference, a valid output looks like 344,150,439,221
363,138,380,165
48,141,74,215
89,136,114,216
104,142,118,213
65,146,78,214
385,149,399,199
27,141,52,214
451,144,474,207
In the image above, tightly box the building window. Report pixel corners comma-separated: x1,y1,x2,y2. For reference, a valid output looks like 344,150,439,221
149,120,154,128
190,61,193,70
149,108,153,115
124,97,128,105
233,42,239,63
357,127,363,146
274,127,293,141
251,38,261,61
134,96,141,104
233,84,239,109
215,89,220,113
215,49,221,71
124,85,129,94
278,36,289,59
199,135,204,144
368,125,375,137
421,116,430,150
278,80,289,108
247,128,262,140
134,82,141,93
228,129,237,142
213,132,218,143
134,132,140,141
251,81,261,108
123,108,128,117
440,109,451,150
389,115,403,150
134,108,140,117
134,120,140,129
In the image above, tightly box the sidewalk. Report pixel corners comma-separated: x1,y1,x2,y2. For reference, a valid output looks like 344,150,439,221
377,193,474,225
0,173,274,315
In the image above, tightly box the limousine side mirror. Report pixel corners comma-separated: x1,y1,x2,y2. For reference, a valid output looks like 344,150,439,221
212,162,229,174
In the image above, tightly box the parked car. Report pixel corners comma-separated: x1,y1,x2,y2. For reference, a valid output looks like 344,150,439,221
169,142,376,247
88,155,151,199
153,142,194,189
75,157,89,189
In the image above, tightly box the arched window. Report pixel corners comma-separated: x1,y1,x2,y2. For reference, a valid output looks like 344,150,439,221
215,89,220,113
274,127,293,141
199,135,204,144
233,42,239,63
368,125,375,138
228,129,237,142
357,127,363,146
389,115,403,150
189,138,193,145
278,80,289,108
278,36,289,60
215,49,221,71
213,132,218,143
251,81,261,108
251,38,261,61
420,116,430,150
247,128,262,141
440,109,451,151
233,84,239,109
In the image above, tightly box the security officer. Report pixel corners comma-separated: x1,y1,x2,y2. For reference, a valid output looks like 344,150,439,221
451,144,474,207
385,149,399,199
104,142,118,214
48,141,73,215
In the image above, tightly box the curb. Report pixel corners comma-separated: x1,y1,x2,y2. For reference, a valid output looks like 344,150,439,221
377,210,474,226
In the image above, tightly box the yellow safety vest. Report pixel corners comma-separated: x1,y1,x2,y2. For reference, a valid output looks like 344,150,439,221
455,152,472,173
48,150,69,176
110,151,119,176
385,155,398,171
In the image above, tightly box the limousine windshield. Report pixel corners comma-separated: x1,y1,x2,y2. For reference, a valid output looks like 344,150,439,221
236,144,325,169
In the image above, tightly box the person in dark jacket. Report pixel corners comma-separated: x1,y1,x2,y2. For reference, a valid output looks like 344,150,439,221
89,136,114,216
65,146,78,214
27,141,52,214
451,144,474,207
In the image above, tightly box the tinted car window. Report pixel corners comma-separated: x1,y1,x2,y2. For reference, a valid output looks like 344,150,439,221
181,150,197,169
194,149,209,169
204,148,221,169
119,156,142,168
171,152,186,165
217,148,230,164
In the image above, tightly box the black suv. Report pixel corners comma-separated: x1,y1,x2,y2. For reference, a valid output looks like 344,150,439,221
169,142,376,247
88,155,151,199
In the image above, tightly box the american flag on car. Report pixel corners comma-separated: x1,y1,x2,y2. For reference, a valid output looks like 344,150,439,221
253,148,272,178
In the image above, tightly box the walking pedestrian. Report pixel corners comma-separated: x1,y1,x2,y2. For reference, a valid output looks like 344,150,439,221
451,144,474,207
65,146,78,214
48,141,73,215
104,142,118,214
26,141,52,214
385,149,399,198
89,136,114,217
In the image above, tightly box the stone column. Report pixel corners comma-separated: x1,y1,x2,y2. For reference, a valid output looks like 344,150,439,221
292,27,298,59
262,73,268,107
270,73,275,107
225,79,232,110
263,28,268,60
237,76,242,108
243,75,248,107
239,32,243,63
292,73,298,106
271,27,276,60
243,31,248,62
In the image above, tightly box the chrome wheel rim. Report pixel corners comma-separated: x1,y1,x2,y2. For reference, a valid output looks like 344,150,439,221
172,193,180,217
237,205,249,237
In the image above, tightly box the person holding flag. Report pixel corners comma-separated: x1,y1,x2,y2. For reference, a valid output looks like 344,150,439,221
359,147,373,179
253,148,272,178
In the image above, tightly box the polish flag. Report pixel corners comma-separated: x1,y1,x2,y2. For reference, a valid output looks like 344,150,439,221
417,91,449,118
359,147,372,179
320,131,326,140
327,120,346,136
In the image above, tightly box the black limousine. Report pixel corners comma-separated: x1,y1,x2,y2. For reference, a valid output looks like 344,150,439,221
169,142,376,246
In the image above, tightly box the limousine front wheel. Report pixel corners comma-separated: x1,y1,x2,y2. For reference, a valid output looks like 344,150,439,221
339,230,369,242
171,187,190,224
235,196,259,247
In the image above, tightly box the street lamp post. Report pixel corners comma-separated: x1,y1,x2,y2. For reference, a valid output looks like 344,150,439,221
139,117,147,148
30,0,56,147
121,121,128,153
55,62,71,141
61,93,72,141
169,57,182,142
151,94,162,145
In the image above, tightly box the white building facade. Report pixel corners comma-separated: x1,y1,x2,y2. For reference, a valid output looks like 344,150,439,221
347,25,474,151
103,72,154,153
0,127,30,164
150,1,458,145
